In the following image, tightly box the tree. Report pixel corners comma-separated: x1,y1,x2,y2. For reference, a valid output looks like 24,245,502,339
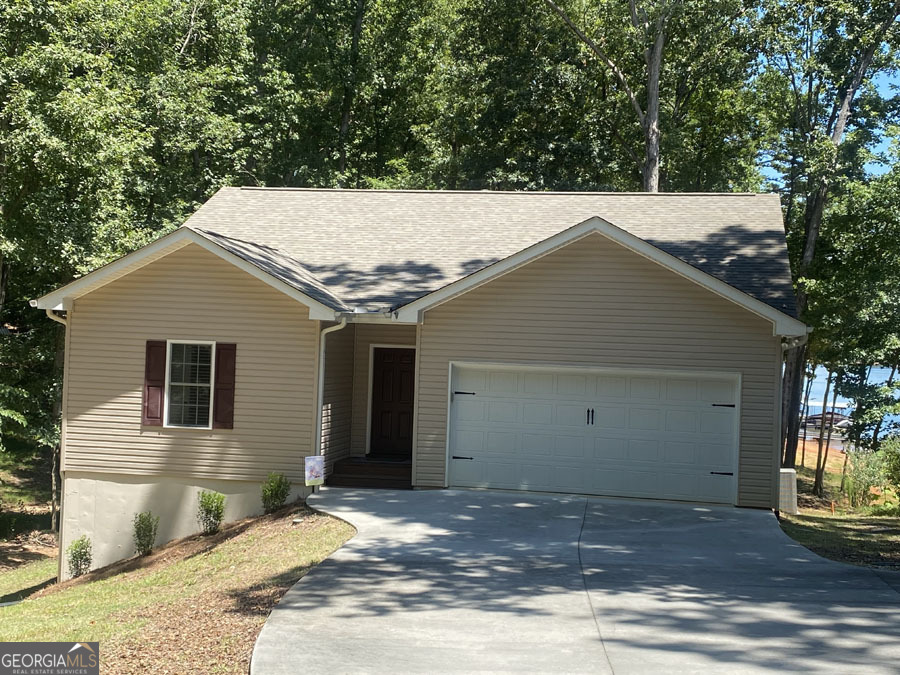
756,0,900,467
543,0,755,191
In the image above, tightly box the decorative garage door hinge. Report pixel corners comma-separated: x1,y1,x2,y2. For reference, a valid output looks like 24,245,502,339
451,391,476,402
452,456,474,460
711,403,736,408
709,471,734,476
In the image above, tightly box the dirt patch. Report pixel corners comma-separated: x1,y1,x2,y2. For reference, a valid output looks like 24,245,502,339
0,528,56,570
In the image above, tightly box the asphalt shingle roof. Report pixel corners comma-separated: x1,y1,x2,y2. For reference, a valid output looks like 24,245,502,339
183,187,798,317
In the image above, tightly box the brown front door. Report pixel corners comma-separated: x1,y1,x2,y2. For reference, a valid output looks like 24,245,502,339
370,348,415,457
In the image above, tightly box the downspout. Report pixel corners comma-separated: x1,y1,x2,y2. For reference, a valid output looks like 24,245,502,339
45,309,68,326
313,318,348,489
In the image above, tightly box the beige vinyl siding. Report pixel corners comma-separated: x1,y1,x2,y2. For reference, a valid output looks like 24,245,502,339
350,323,417,456
321,323,355,473
64,244,318,482
416,233,782,508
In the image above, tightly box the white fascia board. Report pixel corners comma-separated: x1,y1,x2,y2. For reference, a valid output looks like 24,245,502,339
34,228,339,320
395,216,808,337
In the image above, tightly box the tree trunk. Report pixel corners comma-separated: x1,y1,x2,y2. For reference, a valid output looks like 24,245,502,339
50,443,59,533
782,343,807,467
870,355,898,449
337,0,366,185
840,443,851,492
812,369,833,497
641,22,664,192
544,0,667,192
0,253,9,319
49,324,65,533
817,375,840,495
800,363,815,467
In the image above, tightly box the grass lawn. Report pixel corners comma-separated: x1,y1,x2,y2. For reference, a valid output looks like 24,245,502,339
780,439,900,569
0,503,354,674
0,438,52,506
1,439,53,540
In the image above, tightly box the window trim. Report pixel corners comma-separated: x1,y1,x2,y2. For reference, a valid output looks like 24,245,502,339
163,340,217,430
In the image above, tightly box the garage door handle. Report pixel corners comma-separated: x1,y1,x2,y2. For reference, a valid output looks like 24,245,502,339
454,391,476,395
452,455,474,460
711,404,735,408
710,471,734,476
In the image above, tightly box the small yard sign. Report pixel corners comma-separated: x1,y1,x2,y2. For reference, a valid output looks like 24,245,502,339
305,455,325,486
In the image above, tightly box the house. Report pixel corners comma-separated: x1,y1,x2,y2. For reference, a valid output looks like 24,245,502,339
35,188,806,576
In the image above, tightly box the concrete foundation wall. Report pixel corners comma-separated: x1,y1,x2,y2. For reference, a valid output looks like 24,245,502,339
59,471,308,580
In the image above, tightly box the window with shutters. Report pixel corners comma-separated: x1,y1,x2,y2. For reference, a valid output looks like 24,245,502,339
165,341,215,428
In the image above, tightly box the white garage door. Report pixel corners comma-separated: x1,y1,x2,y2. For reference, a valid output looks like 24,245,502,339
447,364,739,504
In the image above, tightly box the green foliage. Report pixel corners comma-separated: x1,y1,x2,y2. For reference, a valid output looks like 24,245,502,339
845,450,886,508
261,472,291,514
67,535,93,578
197,489,225,535
132,510,160,556
0,0,898,472
883,438,900,492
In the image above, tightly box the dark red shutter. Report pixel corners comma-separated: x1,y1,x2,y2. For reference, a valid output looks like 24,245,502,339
142,340,167,426
213,343,236,429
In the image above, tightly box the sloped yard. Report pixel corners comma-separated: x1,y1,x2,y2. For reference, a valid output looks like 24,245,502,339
0,504,354,674
780,440,900,569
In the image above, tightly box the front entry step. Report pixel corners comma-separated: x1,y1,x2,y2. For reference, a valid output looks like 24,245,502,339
327,457,412,489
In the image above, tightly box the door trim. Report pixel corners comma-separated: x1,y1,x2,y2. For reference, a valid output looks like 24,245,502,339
366,344,418,455
444,360,742,504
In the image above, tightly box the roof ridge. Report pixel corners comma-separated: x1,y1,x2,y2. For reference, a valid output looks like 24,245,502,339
233,186,768,197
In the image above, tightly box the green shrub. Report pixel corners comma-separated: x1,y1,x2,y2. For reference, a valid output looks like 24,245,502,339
197,490,225,535
845,450,886,508
132,510,160,556
883,437,900,492
261,472,291,514
67,535,92,578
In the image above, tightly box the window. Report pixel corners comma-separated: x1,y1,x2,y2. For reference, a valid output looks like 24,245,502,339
165,342,215,428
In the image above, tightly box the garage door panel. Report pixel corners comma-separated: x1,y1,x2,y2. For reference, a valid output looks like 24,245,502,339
489,371,518,394
523,403,552,424
556,404,588,427
666,409,699,433
455,399,485,421
630,377,661,399
701,411,734,434
597,375,627,398
555,435,586,458
557,374,588,397
452,429,484,453
487,401,518,423
457,369,487,390
487,431,517,454
628,408,661,431
666,379,698,402
595,406,627,428
664,440,697,464
628,439,659,462
524,372,554,394
522,434,554,456
594,437,626,460
699,379,735,404
448,365,738,504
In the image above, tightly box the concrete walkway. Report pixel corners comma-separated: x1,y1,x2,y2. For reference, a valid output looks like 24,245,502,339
251,489,900,674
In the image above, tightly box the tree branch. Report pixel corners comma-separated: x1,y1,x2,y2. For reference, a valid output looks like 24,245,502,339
543,0,645,125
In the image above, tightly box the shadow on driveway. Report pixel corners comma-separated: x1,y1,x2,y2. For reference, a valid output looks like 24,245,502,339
251,489,900,674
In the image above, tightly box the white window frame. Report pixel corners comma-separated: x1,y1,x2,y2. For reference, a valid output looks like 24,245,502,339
163,340,217,430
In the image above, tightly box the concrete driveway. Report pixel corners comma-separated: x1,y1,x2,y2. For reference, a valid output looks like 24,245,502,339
251,489,900,674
